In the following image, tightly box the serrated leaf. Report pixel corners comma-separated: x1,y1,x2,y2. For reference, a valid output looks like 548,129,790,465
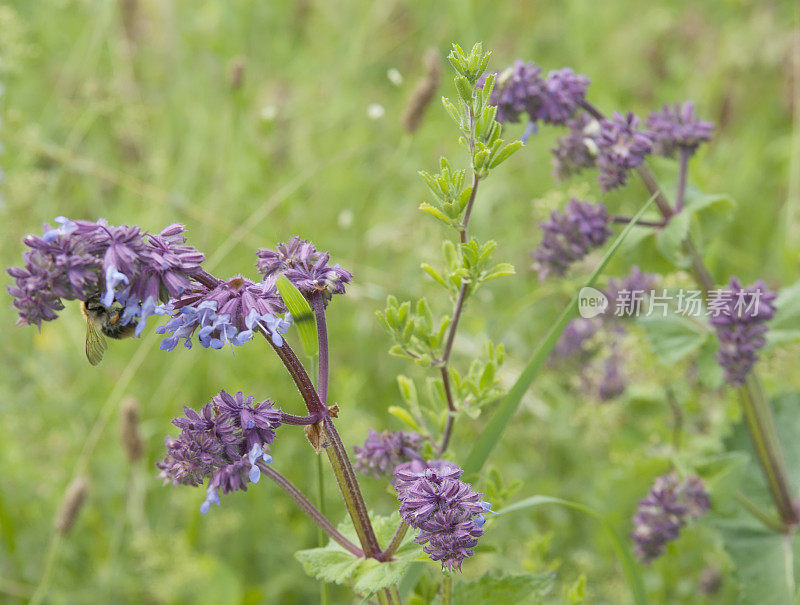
275,275,318,358
296,513,422,596
489,140,523,168
388,406,422,432
419,202,453,226
683,188,736,245
483,262,515,281
638,313,710,365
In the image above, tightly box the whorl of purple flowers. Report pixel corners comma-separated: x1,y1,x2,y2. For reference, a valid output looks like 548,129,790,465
478,61,589,132
646,102,714,158
595,112,655,191
394,460,491,572
353,429,424,477
156,275,290,352
632,472,710,564
604,266,658,318
7,218,204,334
551,113,600,180
157,390,282,513
256,236,352,302
551,318,599,361
710,277,777,386
532,199,612,280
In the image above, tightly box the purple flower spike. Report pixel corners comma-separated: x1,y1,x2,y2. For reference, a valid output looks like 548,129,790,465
551,113,600,180
393,460,488,572
539,68,590,125
8,218,205,332
157,276,285,352
596,112,654,191
353,429,424,477
479,61,589,128
256,236,353,303
532,199,612,280
158,390,282,512
632,472,710,564
478,60,545,124
646,102,714,157
710,277,777,386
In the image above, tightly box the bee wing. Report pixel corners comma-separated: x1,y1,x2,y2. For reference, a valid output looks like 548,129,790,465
85,320,107,366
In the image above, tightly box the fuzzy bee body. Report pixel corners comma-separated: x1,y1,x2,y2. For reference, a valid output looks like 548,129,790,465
81,296,136,365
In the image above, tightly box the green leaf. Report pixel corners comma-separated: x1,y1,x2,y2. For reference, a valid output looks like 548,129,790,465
419,202,454,227
656,209,691,267
464,193,658,476
447,571,555,605
767,279,800,347
388,405,422,432
275,275,318,358
295,513,421,596
496,496,647,605
683,188,736,245
638,313,710,365
619,227,677,275
716,392,800,603
489,140,523,169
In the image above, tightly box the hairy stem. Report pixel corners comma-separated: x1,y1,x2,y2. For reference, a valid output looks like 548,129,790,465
312,293,330,403
381,522,410,560
675,147,690,213
611,215,667,228
260,464,363,556
265,335,382,556
377,585,403,605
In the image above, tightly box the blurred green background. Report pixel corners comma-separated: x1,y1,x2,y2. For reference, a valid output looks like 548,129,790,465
0,1,797,603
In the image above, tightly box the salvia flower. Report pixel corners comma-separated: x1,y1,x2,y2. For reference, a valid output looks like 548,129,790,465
394,460,491,572
604,266,658,318
7,218,204,335
632,472,710,564
646,102,714,157
532,199,612,280
157,390,282,513
353,429,424,477
597,350,626,401
478,60,545,125
551,113,600,180
479,62,589,131
550,318,599,361
538,68,590,125
156,276,288,351
596,112,655,191
709,277,777,386
256,236,353,303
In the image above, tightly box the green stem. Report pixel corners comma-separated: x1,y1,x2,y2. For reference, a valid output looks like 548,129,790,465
735,491,787,533
441,575,453,605
742,376,798,527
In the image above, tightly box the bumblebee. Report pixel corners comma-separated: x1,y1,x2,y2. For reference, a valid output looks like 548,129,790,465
81,295,136,365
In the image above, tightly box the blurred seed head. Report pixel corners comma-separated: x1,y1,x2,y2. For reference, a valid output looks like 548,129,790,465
55,477,89,534
402,47,441,133
228,56,247,90
120,397,144,463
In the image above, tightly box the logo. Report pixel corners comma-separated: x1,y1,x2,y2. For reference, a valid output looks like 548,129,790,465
578,286,608,319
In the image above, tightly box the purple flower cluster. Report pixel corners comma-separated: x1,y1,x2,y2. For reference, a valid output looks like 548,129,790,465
646,102,714,158
353,429,424,477
478,61,589,133
532,199,612,280
604,266,657,318
256,236,352,303
7,218,204,333
595,112,655,191
156,275,290,352
710,277,777,386
551,113,600,180
157,390,282,513
394,459,491,572
632,472,710,563
551,318,599,360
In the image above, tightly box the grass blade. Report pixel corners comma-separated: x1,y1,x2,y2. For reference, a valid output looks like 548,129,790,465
497,495,647,605
276,275,319,358
463,193,657,475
